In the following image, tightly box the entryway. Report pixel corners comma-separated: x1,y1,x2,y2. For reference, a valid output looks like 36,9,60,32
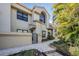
32,33,38,44
30,29,38,44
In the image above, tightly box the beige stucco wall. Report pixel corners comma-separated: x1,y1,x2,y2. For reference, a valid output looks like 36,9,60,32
11,8,17,32
11,7,32,32
35,22,47,40
32,7,50,28
0,32,32,49
32,8,49,40
35,22,42,34
38,34,42,43
0,3,11,32
41,23,48,39
33,12,39,21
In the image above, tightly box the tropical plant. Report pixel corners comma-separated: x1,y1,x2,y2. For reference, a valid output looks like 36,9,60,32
53,3,79,47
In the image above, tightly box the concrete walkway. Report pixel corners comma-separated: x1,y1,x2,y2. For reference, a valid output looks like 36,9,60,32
0,40,59,56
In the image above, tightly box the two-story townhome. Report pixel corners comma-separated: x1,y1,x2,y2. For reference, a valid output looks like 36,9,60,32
0,3,50,44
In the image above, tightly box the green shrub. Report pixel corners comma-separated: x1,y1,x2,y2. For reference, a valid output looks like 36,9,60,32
9,49,43,56
53,3,79,55
47,35,54,40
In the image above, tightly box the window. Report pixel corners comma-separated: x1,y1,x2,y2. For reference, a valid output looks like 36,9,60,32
17,29,28,33
42,31,46,37
22,30,28,33
17,29,22,32
17,11,22,20
40,12,45,23
17,11,28,22
22,14,28,21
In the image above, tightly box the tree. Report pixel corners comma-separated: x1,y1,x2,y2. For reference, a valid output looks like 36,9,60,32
53,3,79,46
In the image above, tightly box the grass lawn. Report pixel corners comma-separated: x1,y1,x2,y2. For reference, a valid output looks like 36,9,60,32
9,49,44,56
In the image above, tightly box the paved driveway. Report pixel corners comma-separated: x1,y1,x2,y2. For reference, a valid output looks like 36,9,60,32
0,40,58,56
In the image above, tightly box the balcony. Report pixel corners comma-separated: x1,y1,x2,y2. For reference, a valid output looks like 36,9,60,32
29,23,36,30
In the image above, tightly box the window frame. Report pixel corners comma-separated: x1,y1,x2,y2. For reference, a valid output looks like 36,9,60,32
17,11,28,22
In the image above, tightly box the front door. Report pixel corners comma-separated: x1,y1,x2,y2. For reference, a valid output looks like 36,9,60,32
32,33,38,44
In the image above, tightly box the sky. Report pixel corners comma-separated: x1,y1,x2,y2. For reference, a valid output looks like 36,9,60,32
22,3,53,23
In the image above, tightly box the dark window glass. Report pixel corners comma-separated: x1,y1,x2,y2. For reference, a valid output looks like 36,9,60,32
40,13,45,23
17,11,22,20
22,14,28,21
17,11,28,22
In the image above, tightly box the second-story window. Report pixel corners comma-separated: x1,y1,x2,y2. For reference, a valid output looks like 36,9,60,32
17,11,22,20
22,14,28,21
40,12,45,23
17,11,28,22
